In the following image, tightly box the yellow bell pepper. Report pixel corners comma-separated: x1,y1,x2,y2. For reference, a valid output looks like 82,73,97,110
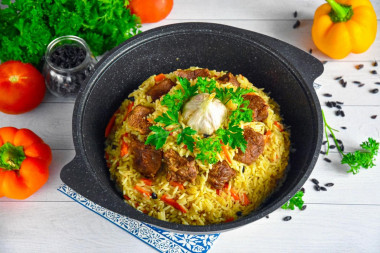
312,0,377,59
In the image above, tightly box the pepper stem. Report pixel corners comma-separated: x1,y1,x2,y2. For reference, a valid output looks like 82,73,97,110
326,0,353,23
0,142,26,171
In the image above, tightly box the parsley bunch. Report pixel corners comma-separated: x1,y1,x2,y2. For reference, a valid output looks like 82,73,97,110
322,110,379,174
281,190,304,210
0,0,141,65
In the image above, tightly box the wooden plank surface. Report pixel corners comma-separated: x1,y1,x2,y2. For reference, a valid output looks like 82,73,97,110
1,0,380,252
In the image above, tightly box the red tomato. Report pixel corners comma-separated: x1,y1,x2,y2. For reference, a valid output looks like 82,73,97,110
129,0,173,23
0,61,46,114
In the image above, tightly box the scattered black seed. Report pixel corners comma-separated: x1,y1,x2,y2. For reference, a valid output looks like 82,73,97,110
370,70,377,75
337,139,343,144
301,187,305,193
334,76,342,80
358,83,365,87
322,141,327,145
266,215,269,219
373,61,378,67
336,101,344,105
323,93,332,97
353,81,361,84
236,211,242,216
375,82,380,85
330,145,336,149
129,96,135,102
342,81,347,88
293,11,298,18
326,101,333,108
320,151,326,155
301,205,307,211
283,216,292,221
293,20,301,29
370,88,379,94
335,110,341,116
324,158,332,163
322,61,328,65
309,48,313,54
325,183,334,187
339,79,345,85
314,185,321,191
336,105,342,109
341,126,347,129
203,134,211,138
112,145,117,149
371,115,377,119
311,178,319,185
355,64,364,70
341,111,345,117
329,134,333,138
331,101,337,107
340,145,345,152
151,192,158,199
320,187,327,191
242,166,246,173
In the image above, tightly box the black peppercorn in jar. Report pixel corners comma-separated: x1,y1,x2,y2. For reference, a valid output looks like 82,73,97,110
42,35,96,98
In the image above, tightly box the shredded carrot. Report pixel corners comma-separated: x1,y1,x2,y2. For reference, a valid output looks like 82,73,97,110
105,109,119,137
183,145,188,149
161,194,187,213
141,178,153,186
225,217,235,223
223,183,229,191
123,195,131,200
221,145,232,164
265,130,272,137
147,118,154,123
241,193,250,206
216,189,221,195
245,92,256,96
123,101,135,121
154,73,166,82
274,121,284,132
134,185,151,198
230,188,240,201
170,181,185,190
120,141,129,157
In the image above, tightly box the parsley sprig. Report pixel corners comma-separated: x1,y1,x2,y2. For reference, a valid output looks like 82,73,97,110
146,75,257,164
0,0,141,65
281,190,304,210
322,110,379,174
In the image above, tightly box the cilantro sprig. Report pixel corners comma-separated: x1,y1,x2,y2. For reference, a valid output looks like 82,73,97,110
281,190,304,210
195,137,222,164
322,110,379,174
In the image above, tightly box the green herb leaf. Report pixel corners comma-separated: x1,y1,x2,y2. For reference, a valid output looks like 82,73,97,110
281,191,304,210
342,138,379,174
195,137,222,164
154,111,179,127
197,77,216,93
178,77,198,99
216,125,247,152
177,127,197,152
145,126,170,150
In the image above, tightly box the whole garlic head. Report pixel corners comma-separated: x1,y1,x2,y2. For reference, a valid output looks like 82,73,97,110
182,93,228,135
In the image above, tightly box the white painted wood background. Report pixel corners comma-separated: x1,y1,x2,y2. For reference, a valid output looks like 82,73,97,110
1,0,380,252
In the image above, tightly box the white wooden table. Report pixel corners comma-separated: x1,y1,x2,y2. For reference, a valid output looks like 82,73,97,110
1,0,380,252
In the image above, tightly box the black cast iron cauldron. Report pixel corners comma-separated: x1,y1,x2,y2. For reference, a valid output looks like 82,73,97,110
61,22,323,233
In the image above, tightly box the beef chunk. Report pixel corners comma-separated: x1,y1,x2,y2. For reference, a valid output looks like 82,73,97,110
164,149,198,183
218,72,240,87
234,128,265,165
146,78,176,101
242,94,269,122
208,160,236,189
130,135,162,178
126,105,154,135
175,68,211,80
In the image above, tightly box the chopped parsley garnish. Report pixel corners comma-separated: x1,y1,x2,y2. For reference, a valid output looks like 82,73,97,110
281,190,304,210
177,127,197,152
146,74,258,164
195,137,222,164
322,110,379,174
145,126,170,150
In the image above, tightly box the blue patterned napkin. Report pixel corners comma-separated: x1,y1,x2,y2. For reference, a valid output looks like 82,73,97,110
58,184,219,253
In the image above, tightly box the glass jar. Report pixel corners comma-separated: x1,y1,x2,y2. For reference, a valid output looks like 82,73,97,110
42,35,96,98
